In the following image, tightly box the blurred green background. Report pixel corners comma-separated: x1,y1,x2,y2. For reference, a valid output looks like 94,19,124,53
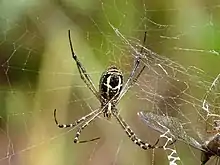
0,0,220,165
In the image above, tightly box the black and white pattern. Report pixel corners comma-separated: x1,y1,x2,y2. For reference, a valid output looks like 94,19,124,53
54,30,163,150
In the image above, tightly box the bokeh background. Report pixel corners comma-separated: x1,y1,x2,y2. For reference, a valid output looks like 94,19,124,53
0,0,220,165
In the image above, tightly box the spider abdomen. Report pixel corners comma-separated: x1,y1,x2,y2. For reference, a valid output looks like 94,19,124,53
99,66,123,101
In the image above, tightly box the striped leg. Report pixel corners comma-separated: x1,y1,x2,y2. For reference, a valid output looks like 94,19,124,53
113,112,162,150
115,32,147,104
68,30,100,100
54,109,99,128
74,110,104,143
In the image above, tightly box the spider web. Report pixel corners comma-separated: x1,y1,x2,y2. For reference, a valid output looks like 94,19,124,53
0,0,220,165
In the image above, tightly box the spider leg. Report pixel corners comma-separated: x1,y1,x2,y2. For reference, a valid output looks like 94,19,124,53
139,31,147,55
113,112,159,150
115,32,147,103
128,31,147,86
129,65,145,87
116,56,141,102
74,109,104,143
78,137,100,144
149,137,175,149
54,108,99,128
68,30,101,101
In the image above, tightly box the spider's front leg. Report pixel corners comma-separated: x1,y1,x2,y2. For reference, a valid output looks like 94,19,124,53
68,30,100,100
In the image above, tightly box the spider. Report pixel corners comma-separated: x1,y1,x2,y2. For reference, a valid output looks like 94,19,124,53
54,30,161,150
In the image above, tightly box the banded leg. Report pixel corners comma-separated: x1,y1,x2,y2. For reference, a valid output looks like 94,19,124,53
54,108,99,128
113,112,162,150
116,32,147,103
126,32,147,88
123,32,147,90
74,109,104,143
129,65,145,87
68,30,100,100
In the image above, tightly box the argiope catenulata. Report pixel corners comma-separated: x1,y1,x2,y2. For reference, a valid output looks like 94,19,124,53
54,30,162,150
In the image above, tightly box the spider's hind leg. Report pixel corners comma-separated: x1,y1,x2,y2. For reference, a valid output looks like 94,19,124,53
113,112,155,150
54,109,98,128
74,110,103,143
